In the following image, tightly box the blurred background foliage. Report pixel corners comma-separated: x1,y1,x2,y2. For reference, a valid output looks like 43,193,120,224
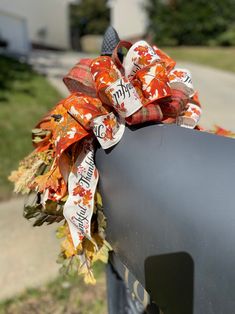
70,0,110,50
145,0,235,46
70,0,110,36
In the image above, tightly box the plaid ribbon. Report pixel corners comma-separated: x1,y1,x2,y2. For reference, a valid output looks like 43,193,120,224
126,103,163,125
160,89,188,119
63,59,96,97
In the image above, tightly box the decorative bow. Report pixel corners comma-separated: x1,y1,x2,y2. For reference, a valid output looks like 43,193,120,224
9,40,202,283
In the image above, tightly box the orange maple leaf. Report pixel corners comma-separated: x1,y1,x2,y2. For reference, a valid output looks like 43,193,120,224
214,126,235,138
82,190,93,206
192,108,201,116
104,128,114,140
139,55,153,66
30,166,61,193
184,111,192,117
103,116,116,128
73,184,86,197
173,70,185,79
134,45,149,55
147,78,170,100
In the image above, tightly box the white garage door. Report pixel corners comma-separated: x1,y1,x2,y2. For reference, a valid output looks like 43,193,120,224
0,12,30,55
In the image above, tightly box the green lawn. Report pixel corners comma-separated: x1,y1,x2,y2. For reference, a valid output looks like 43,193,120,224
164,46,235,73
0,56,62,200
0,262,107,314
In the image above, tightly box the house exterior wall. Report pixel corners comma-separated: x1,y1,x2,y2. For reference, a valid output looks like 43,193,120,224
0,11,30,54
0,0,71,50
109,0,147,40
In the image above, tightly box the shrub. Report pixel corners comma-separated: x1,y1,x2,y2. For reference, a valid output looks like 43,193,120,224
217,25,235,46
145,0,235,46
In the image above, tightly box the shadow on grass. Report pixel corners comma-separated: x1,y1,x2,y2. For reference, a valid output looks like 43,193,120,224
0,56,36,102
0,55,62,201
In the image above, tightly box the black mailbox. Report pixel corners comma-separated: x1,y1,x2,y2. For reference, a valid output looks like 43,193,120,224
96,124,235,314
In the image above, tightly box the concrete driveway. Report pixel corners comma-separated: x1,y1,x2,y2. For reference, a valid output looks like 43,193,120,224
0,198,60,300
181,62,235,132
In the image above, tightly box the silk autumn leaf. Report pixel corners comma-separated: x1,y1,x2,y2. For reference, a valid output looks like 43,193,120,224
61,237,77,258
30,166,62,193
214,126,235,138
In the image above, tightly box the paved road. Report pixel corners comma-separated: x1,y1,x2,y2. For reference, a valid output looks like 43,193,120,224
0,198,60,300
181,62,235,132
29,50,92,97
1,50,235,301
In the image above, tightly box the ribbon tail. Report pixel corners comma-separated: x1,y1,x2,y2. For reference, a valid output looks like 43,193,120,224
63,138,99,248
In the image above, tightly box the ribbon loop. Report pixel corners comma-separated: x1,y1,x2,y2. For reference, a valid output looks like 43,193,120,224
91,112,125,149
91,56,143,117
123,40,161,79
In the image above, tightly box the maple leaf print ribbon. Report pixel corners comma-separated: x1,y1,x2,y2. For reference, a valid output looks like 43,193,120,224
177,103,202,129
63,137,99,247
105,77,142,117
90,56,142,118
91,112,125,149
169,68,194,97
62,93,125,149
152,44,176,72
133,62,171,105
123,40,161,79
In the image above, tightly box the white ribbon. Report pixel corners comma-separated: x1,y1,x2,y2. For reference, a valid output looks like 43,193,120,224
169,68,194,97
105,78,142,118
63,137,98,248
91,112,125,149
177,103,202,129
123,40,160,79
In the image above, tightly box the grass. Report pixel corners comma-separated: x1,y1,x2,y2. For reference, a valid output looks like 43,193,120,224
0,262,107,314
164,46,235,73
0,55,62,200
